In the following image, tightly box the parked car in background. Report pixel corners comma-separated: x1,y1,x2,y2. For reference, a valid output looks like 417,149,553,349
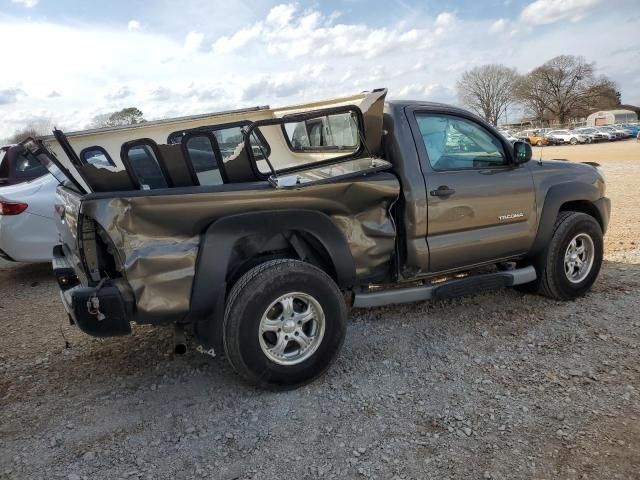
1,143,49,186
498,130,519,143
0,146,58,262
610,126,633,138
573,127,608,143
546,130,590,145
592,127,617,141
517,130,556,146
596,126,625,140
617,124,640,137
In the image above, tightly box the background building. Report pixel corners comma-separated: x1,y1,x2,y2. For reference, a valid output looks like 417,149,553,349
586,108,638,126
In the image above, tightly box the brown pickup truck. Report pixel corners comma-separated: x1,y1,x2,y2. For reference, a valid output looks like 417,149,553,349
23,89,610,389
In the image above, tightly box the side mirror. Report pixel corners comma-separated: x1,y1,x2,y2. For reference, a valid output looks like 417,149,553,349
513,140,532,165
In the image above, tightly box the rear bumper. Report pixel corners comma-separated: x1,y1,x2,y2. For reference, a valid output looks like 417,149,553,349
53,246,132,337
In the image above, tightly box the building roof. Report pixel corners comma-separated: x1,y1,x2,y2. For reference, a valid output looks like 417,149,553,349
587,105,640,116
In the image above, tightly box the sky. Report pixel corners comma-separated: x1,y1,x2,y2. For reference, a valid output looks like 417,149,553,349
0,0,639,140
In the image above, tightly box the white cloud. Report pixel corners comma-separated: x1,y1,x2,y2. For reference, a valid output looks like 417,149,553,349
183,31,204,53
212,23,262,54
213,4,455,60
520,0,602,25
104,86,134,101
127,20,141,31
0,87,26,105
435,12,456,28
490,18,507,34
11,0,38,7
266,3,297,27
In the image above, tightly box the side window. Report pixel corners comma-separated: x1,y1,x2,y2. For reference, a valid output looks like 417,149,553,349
12,152,48,178
80,146,115,167
416,114,507,170
168,124,270,162
124,143,168,190
182,134,224,186
284,111,359,151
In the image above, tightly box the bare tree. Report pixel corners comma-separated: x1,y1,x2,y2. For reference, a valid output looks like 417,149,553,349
456,64,519,126
89,107,146,128
4,120,55,144
514,55,618,125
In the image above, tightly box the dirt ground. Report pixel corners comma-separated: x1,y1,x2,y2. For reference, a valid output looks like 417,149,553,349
1,140,639,480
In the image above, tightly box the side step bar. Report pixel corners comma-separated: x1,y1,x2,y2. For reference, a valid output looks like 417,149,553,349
353,266,536,308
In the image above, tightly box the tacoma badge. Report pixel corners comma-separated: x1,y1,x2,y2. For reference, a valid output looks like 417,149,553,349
498,213,525,221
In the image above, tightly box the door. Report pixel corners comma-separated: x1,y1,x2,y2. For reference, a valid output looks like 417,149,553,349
412,111,536,272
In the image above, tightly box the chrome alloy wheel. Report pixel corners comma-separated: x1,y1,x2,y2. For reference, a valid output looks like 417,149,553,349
564,233,595,284
258,292,325,365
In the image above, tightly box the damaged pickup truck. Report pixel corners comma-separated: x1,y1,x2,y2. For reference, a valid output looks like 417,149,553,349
24,89,610,389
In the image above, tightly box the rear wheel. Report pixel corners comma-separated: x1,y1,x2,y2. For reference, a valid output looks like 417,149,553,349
223,259,347,389
536,140,544,146
521,212,603,300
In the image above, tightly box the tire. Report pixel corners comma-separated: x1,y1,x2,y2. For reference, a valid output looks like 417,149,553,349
524,212,603,300
223,259,347,390
536,140,544,146
570,137,578,145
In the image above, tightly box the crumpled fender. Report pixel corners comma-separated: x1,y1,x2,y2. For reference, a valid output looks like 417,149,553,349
188,209,357,351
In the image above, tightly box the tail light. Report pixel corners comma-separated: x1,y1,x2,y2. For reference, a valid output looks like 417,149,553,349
0,201,28,215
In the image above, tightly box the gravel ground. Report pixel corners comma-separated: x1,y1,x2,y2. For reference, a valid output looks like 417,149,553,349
1,145,639,480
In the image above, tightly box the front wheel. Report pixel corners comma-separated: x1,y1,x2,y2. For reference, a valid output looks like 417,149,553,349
526,212,603,300
570,137,578,145
223,259,347,389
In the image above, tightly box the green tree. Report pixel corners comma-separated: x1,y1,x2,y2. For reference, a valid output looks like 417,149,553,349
90,107,146,128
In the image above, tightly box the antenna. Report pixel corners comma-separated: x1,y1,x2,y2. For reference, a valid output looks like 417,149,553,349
538,140,543,165
537,128,544,165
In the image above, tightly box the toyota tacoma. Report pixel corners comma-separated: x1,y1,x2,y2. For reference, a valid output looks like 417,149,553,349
22,89,610,389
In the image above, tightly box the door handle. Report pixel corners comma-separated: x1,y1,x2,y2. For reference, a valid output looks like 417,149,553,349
430,186,456,197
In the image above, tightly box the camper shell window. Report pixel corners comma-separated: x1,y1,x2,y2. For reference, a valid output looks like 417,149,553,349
180,131,227,186
120,139,170,190
247,105,366,177
168,121,271,163
80,146,115,167
283,111,360,152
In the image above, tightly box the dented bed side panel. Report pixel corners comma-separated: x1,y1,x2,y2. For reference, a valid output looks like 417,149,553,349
79,174,400,323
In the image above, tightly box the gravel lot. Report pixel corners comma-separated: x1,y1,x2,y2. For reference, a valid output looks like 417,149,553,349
1,140,639,480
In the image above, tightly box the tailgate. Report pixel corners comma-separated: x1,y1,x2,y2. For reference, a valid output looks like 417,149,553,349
18,137,90,282
55,185,88,283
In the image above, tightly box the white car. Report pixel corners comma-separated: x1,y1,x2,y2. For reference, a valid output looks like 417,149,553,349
546,130,590,145
498,130,518,143
596,126,625,140
611,126,633,138
591,127,617,141
0,172,58,262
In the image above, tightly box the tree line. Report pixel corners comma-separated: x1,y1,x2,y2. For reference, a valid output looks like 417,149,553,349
456,55,620,127
3,107,146,145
